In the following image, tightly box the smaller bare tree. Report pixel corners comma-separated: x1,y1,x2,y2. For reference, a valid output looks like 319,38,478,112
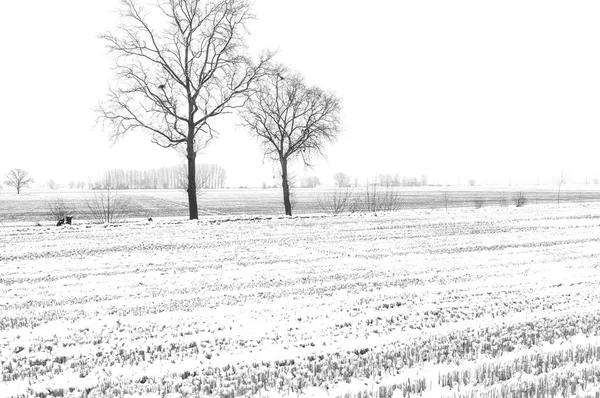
4,169,34,194
443,189,450,212
556,170,566,206
241,64,341,216
513,191,527,207
301,176,320,188
334,172,350,188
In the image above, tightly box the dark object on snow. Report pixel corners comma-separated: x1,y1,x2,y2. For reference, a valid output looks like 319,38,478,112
66,216,73,225
56,218,64,226
148,217,153,222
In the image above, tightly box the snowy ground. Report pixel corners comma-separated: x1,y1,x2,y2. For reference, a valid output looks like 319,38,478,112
2,186,600,223
2,204,600,397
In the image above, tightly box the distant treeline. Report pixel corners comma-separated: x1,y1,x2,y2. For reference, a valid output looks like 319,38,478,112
93,164,226,190
375,173,428,187
332,173,429,188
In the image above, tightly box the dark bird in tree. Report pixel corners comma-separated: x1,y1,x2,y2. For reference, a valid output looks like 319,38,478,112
158,84,166,90
277,73,285,80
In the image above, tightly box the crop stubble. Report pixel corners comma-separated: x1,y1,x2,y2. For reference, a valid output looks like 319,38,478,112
2,204,600,397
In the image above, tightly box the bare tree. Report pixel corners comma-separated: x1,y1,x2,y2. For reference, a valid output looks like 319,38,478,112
300,176,320,188
513,191,528,207
556,169,566,206
333,172,350,188
443,189,450,212
97,0,273,219
47,179,57,190
318,187,356,214
4,169,34,194
241,65,341,215
473,198,485,209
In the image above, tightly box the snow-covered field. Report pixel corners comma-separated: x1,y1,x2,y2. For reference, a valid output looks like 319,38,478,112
2,186,600,223
2,204,600,397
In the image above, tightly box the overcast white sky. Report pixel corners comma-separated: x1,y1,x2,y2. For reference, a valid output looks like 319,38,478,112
1,0,599,188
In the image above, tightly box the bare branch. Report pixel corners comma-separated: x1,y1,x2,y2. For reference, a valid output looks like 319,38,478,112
241,65,341,165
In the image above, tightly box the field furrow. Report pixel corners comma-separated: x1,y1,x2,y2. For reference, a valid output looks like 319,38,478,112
1,204,600,397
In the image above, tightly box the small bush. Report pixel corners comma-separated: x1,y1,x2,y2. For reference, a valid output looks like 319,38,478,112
46,197,75,221
362,184,402,212
84,188,132,223
498,195,509,207
473,198,485,209
513,191,527,207
319,187,357,214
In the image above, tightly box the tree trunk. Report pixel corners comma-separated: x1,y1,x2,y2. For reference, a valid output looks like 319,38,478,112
280,158,292,216
187,140,199,220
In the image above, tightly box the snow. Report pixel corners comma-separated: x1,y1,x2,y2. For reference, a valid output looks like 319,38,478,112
1,204,600,397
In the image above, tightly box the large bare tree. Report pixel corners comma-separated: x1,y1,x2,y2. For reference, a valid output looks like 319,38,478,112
4,169,34,194
97,0,273,219
241,65,341,215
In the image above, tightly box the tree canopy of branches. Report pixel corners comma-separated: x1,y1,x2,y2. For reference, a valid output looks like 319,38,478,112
4,169,34,194
300,176,320,188
241,65,341,215
97,0,273,219
334,172,350,188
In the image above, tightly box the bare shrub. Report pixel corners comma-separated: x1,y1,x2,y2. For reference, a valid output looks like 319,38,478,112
333,172,351,188
513,191,528,207
46,197,75,221
442,190,450,212
556,170,566,206
363,184,402,212
84,189,132,223
319,187,357,214
498,195,509,207
473,198,485,209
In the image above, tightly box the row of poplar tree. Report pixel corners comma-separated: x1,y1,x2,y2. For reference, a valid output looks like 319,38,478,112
92,164,226,190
